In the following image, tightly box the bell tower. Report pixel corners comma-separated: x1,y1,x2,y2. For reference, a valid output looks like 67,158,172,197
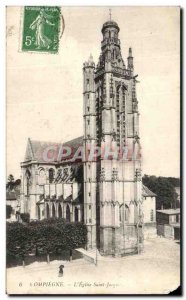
83,16,143,256
95,17,143,256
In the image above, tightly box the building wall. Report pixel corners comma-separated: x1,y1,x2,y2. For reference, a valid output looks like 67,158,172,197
156,212,180,225
143,196,156,223
20,161,83,222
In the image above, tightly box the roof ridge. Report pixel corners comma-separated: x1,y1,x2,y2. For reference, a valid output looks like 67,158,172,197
29,135,83,145
28,138,35,160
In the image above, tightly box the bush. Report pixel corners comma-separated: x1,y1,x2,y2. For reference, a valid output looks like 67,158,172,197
6,219,87,266
6,205,12,219
20,213,30,223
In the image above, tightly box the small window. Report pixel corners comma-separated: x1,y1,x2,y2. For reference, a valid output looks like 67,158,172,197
86,79,90,89
87,106,90,112
150,209,154,222
89,218,92,223
88,192,91,197
89,205,91,210
87,120,90,125
87,94,90,99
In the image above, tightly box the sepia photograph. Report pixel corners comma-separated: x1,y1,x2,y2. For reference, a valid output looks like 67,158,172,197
6,5,181,295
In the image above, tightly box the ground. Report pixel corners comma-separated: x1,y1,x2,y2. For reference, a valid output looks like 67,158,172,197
6,237,180,295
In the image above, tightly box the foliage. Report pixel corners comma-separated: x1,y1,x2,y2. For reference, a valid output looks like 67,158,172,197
20,213,30,223
6,205,12,219
6,219,87,264
6,174,21,191
6,222,32,261
142,175,180,209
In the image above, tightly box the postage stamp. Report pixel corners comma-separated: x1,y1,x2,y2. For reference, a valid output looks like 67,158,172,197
21,6,62,54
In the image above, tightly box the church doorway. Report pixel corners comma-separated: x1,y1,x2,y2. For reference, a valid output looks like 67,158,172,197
66,205,70,222
46,203,50,219
58,204,62,218
74,207,78,222
52,203,55,218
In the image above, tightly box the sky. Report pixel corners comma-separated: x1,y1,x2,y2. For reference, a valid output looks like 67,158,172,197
6,6,180,179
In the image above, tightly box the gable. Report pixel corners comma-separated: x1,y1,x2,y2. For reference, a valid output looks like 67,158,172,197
24,138,35,161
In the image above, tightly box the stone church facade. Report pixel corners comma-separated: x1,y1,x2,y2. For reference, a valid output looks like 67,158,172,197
20,18,155,256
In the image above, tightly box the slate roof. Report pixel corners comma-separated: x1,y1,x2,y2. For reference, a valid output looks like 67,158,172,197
142,185,156,197
24,136,83,164
156,208,180,215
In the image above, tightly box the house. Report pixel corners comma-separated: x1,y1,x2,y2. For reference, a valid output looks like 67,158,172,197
142,185,157,238
6,189,20,222
156,208,180,240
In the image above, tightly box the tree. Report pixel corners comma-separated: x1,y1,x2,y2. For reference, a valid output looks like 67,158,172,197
142,175,180,210
6,175,21,191
6,222,32,267
6,174,15,191
6,219,87,267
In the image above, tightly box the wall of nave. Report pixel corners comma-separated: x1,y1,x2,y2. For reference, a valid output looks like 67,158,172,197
36,201,83,222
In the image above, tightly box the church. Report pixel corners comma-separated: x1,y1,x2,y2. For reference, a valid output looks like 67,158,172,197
20,17,156,256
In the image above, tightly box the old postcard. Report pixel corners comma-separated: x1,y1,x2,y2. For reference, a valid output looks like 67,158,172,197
6,6,181,295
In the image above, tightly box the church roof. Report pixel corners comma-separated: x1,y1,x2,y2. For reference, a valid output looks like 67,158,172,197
24,136,83,164
142,185,156,197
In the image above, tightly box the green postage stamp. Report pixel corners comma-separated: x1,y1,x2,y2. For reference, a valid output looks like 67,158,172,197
22,6,62,54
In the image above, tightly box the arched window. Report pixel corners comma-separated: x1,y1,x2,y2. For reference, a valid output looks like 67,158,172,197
125,204,129,222
52,203,55,218
66,205,70,222
74,207,78,222
119,205,122,223
46,203,50,219
58,204,62,218
49,168,55,184
25,169,31,196
37,206,41,220
86,79,90,90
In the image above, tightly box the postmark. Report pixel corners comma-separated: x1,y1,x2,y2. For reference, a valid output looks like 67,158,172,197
21,6,63,54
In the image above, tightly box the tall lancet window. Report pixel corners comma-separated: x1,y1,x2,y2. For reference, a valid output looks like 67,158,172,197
25,169,31,196
125,204,129,222
49,168,55,184
86,79,90,90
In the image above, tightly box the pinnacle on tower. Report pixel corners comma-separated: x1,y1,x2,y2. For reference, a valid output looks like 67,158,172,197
88,53,93,63
127,47,134,73
128,47,133,57
83,54,95,68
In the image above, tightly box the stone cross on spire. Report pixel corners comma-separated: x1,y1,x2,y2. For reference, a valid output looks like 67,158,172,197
109,8,112,21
